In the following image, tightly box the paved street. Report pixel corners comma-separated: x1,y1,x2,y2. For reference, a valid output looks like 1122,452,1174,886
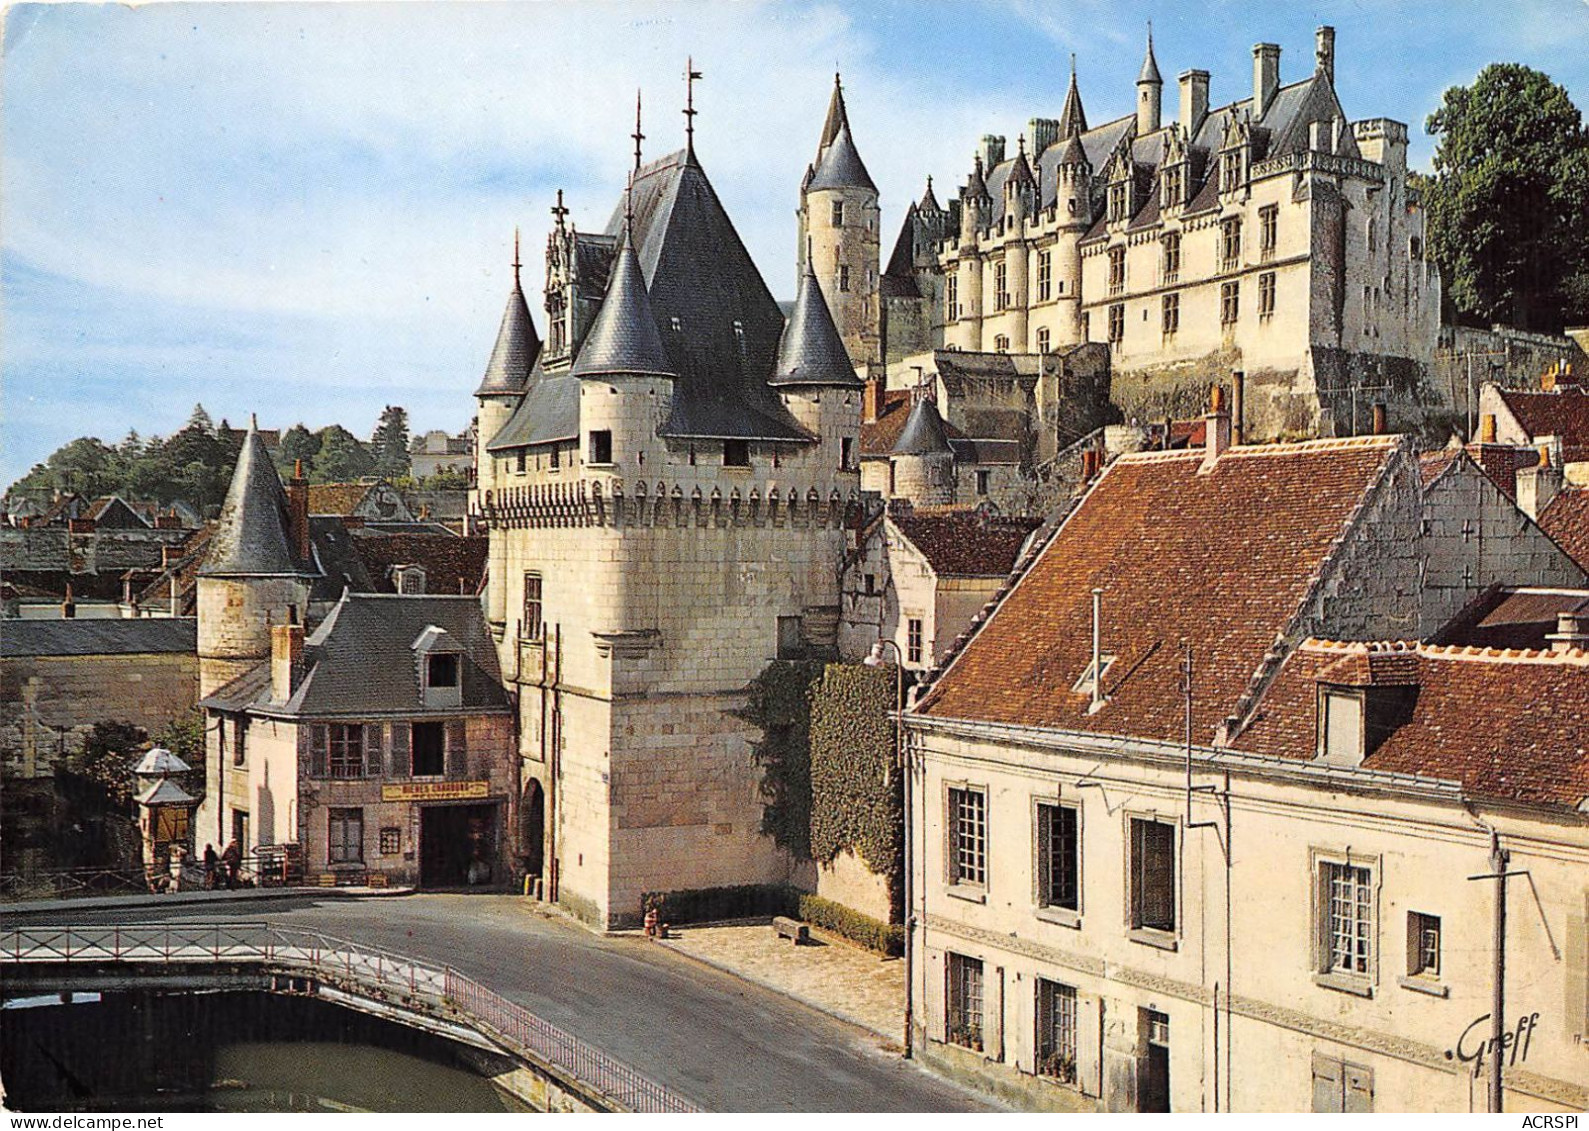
9,893,993,1112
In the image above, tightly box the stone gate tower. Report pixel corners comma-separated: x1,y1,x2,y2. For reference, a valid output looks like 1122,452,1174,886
797,73,880,374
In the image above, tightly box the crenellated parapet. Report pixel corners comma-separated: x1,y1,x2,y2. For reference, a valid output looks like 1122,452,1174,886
482,479,864,532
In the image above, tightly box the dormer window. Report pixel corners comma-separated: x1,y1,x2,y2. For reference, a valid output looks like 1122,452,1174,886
1107,182,1129,224
1161,164,1185,210
669,316,683,333
414,626,464,710
1220,151,1244,194
428,652,458,688
1071,654,1116,697
1318,687,1364,766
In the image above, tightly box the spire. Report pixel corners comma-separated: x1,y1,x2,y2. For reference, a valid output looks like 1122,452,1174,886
1009,134,1036,190
1058,130,1088,168
919,175,942,214
1059,56,1088,138
683,56,702,163
770,257,862,388
632,89,645,172
967,153,990,200
1138,23,1162,85
200,420,305,577
891,396,953,457
818,71,850,154
476,233,542,396
570,233,675,379
806,121,877,193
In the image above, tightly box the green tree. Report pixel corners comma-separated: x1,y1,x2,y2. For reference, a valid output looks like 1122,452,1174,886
312,424,375,483
1424,64,1589,333
77,720,149,811
277,423,321,476
185,403,215,435
370,405,412,479
41,437,120,497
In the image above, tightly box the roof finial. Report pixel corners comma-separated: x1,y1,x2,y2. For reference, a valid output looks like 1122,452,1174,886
632,88,645,172
1070,52,1076,77
625,170,635,233
512,226,521,285
683,56,702,160
551,189,568,232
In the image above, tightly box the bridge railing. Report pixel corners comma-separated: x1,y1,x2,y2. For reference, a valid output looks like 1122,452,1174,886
0,923,696,1114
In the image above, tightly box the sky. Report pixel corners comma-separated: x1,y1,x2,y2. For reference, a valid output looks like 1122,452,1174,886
4,1,1588,490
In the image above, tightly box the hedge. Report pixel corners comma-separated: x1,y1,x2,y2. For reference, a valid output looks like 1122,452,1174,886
637,884,904,957
796,893,904,957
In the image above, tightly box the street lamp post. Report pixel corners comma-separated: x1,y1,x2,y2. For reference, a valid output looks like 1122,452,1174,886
865,638,913,1058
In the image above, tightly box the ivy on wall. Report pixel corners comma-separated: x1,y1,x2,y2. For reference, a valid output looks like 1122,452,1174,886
808,664,901,884
737,660,824,860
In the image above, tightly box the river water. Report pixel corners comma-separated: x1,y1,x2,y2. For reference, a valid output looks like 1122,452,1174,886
1,991,531,1112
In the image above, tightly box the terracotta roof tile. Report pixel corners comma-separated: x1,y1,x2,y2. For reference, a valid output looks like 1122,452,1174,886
890,509,1041,577
1236,640,1589,809
918,436,1402,743
1463,443,1542,501
307,483,374,516
1497,386,1589,454
1540,486,1589,573
1418,448,1462,487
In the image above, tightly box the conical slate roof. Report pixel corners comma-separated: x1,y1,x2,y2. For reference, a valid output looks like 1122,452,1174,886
475,277,541,396
200,423,307,578
1059,65,1088,138
1057,132,1089,167
570,235,676,379
1138,30,1162,85
919,176,942,214
770,260,862,387
1008,140,1036,190
807,122,877,193
892,397,953,457
817,73,850,154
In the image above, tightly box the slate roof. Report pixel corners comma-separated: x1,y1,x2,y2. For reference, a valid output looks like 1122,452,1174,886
890,509,1042,578
307,518,485,602
892,397,954,456
808,123,877,193
204,593,508,719
1136,31,1162,85
917,437,1404,744
861,388,970,459
880,205,921,299
1541,486,1589,573
1234,640,1589,810
199,425,309,578
475,275,542,396
1,618,197,658
569,236,676,379
1496,386,1589,463
770,259,862,387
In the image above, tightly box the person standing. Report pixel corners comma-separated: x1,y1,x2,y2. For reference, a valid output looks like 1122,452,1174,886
203,843,219,889
220,839,242,890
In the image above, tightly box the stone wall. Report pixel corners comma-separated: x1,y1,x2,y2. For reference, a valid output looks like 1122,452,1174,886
814,847,892,923
1433,325,1589,430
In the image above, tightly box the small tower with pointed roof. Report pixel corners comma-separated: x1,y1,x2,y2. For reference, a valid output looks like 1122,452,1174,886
475,229,543,501
1137,24,1163,135
196,419,314,700
797,73,881,375
772,253,863,458
889,394,956,507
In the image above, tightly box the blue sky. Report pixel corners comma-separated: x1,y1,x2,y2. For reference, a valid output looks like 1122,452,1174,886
4,1,1588,488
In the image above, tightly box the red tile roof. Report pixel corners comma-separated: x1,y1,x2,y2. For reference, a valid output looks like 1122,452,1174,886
917,436,1403,743
889,508,1041,578
859,390,968,458
1463,443,1543,501
1418,448,1463,488
1540,486,1589,573
307,483,375,516
1496,386,1589,462
1236,640,1589,809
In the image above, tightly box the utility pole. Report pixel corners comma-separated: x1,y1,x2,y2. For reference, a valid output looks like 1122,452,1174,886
1467,834,1524,1112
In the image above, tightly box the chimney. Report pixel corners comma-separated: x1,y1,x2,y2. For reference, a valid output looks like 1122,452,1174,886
1546,612,1589,653
1179,70,1210,135
286,459,311,565
1371,402,1387,435
1479,413,1497,444
1516,446,1563,520
1027,117,1059,159
864,377,885,424
1230,370,1246,446
1253,44,1281,115
162,544,181,568
1200,384,1232,472
1315,26,1336,84
271,622,304,703
61,583,76,619
979,135,1006,170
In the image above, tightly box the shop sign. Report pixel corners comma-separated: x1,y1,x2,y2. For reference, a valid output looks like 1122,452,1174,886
381,780,491,803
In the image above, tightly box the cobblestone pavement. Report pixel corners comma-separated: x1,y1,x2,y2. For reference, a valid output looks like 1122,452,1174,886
657,922,905,1046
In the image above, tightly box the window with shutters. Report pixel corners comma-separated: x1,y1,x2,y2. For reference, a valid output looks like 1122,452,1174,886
1035,978,1077,1082
1129,817,1176,937
329,724,364,779
412,721,446,776
1036,802,1081,914
1312,1053,1373,1112
1317,688,1364,765
947,785,987,889
328,808,363,864
946,952,984,1051
1406,912,1441,980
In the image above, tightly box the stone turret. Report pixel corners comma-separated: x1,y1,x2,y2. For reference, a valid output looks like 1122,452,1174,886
772,255,864,464
475,231,542,500
797,74,880,373
1136,26,1163,135
890,396,956,507
196,419,312,698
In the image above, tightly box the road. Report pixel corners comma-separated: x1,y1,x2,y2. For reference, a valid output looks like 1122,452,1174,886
7,893,993,1113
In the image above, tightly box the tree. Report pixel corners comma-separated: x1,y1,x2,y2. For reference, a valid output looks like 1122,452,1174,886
370,405,412,480
185,404,215,435
77,720,149,811
277,423,321,477
312,424,376,483
1423,64,1589,333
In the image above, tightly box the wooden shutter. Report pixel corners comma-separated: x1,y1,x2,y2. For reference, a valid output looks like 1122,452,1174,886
310,724,328,777
1311,1054,1343,1113
445,719,468,778
390,722,410,779
1343,1064,1374,1113
1566,890,1588,1041
1075,992,1104,1098
363,723,383,778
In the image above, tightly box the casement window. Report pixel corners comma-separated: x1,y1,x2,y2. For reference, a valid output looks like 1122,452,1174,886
1107,181,1129,224
1108,304,1125,346
831,199,844,227
1036,327,1051,354
1107,246,1126,295
1312,1054,1374,1113
522,572,543,641
1161,232,1181,284
946,952,985,1051
976,470,990,496
1259,272,1277,319
588,429,613,465
1036,802,1080,913
906,617,924,665
1161,293,1180,337
1407,912,1441,979
945,275,958,320
1129,817,1176,935
1220,151,1243,193
993,260,1008,311
329,723,365,779
1037,251,1052,302
1260,205,1278,260
948,786,987,888
723,439,751,467
1220,217,1242,271
1220,281,1240,326
1320,860,1375,978
993,334,1010,353
1035,979,1077,1082
328,807,363,865
411,721,446,776
839,265,851,293
1161,164,1184,210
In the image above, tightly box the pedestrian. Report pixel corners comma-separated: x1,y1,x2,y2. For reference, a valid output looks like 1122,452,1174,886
220,838,242,890
203,843,219,889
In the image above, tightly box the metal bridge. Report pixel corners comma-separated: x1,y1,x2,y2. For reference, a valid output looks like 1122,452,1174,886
0,922,698,1114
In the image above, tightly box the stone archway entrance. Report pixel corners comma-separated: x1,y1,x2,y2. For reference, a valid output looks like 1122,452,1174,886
519,779,545,884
